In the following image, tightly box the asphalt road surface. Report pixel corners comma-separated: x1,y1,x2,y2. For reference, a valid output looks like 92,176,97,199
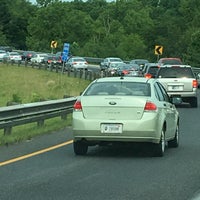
1,92,200,200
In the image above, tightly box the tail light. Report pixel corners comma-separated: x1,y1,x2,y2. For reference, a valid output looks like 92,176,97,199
145,73,152,79
144,101,157,111
193,80,198,88
74,100,82,111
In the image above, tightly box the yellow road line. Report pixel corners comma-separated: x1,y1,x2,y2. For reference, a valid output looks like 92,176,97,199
0,140,73,167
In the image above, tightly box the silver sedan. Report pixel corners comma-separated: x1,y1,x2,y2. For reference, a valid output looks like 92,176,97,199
72,77,180,157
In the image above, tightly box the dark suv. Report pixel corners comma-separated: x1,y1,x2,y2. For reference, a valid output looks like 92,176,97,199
21,51,36,61
156,65,198,107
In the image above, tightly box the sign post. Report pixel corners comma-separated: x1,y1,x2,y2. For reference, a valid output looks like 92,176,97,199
50,41,57,54
61,43,70,73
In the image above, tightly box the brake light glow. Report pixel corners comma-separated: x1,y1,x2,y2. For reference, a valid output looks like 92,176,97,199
193,80,198,88
144,101,157,111
73,100,82,111
145,73,152,79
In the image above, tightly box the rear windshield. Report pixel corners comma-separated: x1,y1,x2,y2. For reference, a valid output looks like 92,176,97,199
148,67,160,75
157,67,194,78
110,58,122,62
84,82,151,96
161,59,182,65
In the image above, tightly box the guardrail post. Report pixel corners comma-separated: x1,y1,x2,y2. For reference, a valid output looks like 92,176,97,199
44,63,48,70
100,70,104,78
93,72,97,80
85,70,88,80
67,69,70,76
89,71,92,81
61,113,67,120
37,120,44,127
74,69,77,77
50,63,53,71
80,69,83,78
4,127,12,135
25,60,28,67
56,65,58,73
18,61,21,67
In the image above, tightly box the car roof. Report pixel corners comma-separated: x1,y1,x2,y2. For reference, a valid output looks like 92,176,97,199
161,64,191,68
95,76,155,83
71,56,85,60
146,62,159,65
105,57,122,59
159,57,181,60
131,59,149,61
158,57,182,62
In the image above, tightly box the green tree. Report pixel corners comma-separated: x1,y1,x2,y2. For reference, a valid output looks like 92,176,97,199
184,29,200,66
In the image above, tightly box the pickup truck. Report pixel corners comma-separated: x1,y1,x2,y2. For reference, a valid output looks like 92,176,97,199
156,65,198,107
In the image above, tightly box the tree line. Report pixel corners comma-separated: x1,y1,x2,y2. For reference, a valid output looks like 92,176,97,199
1,0,200,66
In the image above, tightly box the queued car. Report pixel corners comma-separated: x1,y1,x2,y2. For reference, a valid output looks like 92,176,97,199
129,59,149,71
30,53,48,63
115,63,140,76
42,54,62,66
142,63,160,78
100,57,124,71
72,76,180,157
156,64,198,107
0,46,13,52
3,52,22,62
65,56,88,71
0,50,7,61
158,57,182,66
21,51,36,61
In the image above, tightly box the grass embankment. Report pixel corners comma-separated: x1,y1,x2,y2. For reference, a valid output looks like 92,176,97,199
0,64,90,146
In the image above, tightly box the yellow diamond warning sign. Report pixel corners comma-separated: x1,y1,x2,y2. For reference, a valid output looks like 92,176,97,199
155,45,163,55
51,41,57,48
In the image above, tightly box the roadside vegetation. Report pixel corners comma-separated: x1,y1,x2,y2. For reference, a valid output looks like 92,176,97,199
0,63,90,146
1,0,200,66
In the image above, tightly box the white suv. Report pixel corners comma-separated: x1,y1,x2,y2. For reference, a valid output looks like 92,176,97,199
156,65,198,107
100,57,124,71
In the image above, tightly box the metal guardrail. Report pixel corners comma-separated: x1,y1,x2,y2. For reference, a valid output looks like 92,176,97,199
1,61,200,136
192,67,200,74
0,97,77,135
1,59,105,80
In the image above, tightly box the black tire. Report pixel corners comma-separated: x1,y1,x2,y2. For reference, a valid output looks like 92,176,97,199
73,141,88,155
168,124,179,148
154,129,165,157
190,97,198,108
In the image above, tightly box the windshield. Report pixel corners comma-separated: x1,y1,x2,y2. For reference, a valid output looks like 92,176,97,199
84,82,150,96
157,67,194,78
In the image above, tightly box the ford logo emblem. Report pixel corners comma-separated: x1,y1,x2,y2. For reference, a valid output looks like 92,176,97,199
109,101,117,105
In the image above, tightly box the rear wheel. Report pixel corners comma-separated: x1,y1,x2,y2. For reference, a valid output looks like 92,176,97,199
154,129,165,157
168,124,179,148
73,141,88,155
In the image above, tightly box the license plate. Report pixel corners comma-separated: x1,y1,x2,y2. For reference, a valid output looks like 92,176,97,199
101,123,123,133
168,85,183,91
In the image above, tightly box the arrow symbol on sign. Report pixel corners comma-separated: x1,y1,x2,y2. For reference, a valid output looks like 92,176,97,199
52,41,56,48
156,46,162,54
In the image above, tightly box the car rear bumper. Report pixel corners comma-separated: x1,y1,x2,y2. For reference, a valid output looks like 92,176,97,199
73,116,162,144
167,91,197,98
